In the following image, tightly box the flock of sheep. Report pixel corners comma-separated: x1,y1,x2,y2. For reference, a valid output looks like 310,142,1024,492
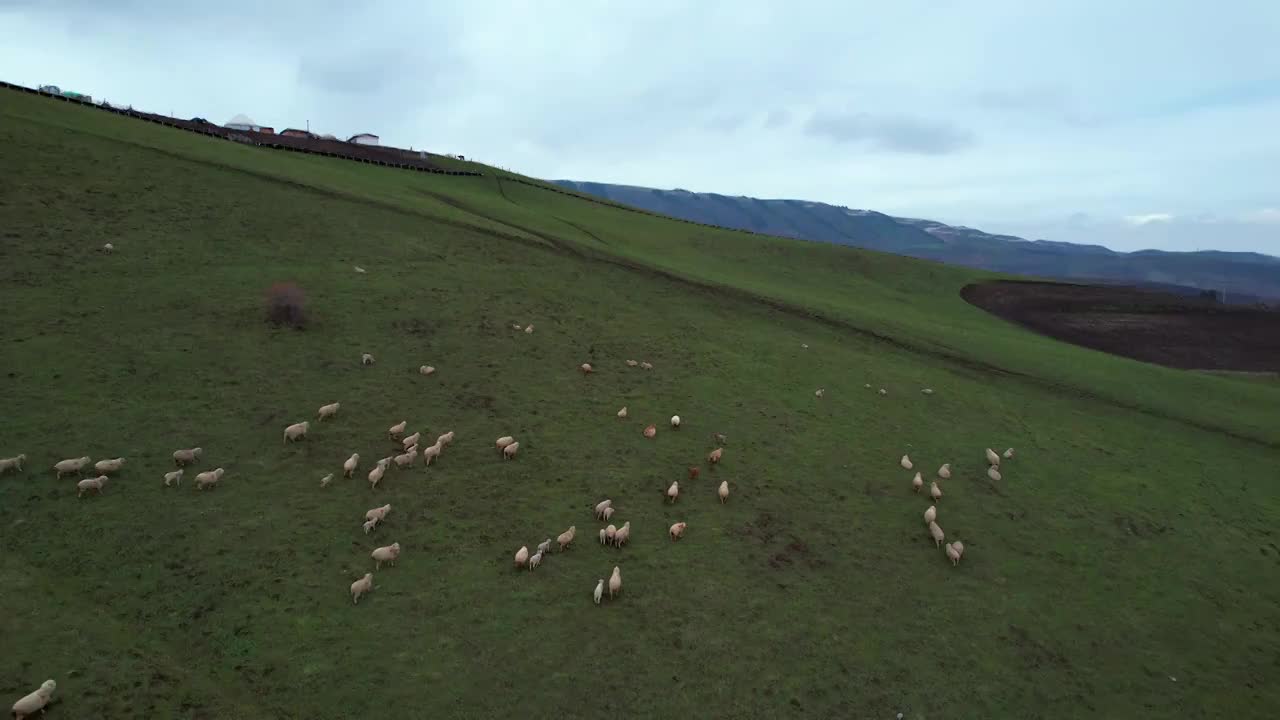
902,445,1014,565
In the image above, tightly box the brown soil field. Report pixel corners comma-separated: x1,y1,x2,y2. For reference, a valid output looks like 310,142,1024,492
961,280,1280,372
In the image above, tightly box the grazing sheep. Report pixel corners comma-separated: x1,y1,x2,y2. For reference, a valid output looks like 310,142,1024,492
393,448,418,470
537,539,552,556
350,573,374,604
377,456,393,470
402,432,421,450
423,441,443,466
878,388,887,395
77,475,109,497
10,679,56,719
609,566,622,598
604,524,618,545
912,472,923,493
613,521,631,547
938,464,952,480
1003,448,1015,459
617,406,628,419
688,466,700,481
718,480,730,503
94,457,126,475
946,541,965,566
900,455,913,471
625,359,638,367
317,402,340,421
708,447,723,464
579,363,594,375
371,542,401,569
367,463,386,489
354,266,366,273
985,448,1001,466
921,388,934,395
194,468,225,490
0,453,27,475
599,527,608,544
524,324,534,334
283,421,310,444
436,431,455,447
930,481,942,502
640,362,653,370
594,579,604,605
512,324,522,330
495,436,515,450
557,526,577,552
924,505,937,525
669,521,687,540
362,518,379,535
929,521,945,548
320,473,333,488
987,466,1002,481
388,422,407,440
419,365,436,376
643,424,657,439
670,415,681,429
173,447,202,466
801,343,809,349
501,441,519,460
365,504,391,522
666,480,679,504
53,456,91,479
528,550,543,571
514,545,530,569
343,453,360,478
864,383,871,388
594,499,613,519
602,507,615,521
815,388,824,398
163,469,184,487
102,242,114,254
361,353,375,365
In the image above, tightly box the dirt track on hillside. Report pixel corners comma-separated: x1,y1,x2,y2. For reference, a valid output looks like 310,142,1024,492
962,280,1280,372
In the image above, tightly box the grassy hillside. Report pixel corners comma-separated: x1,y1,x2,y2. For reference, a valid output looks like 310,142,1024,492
2,89,1278,720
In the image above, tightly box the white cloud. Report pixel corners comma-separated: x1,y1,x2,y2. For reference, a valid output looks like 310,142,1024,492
1124,213,1175,226
1243,208,1280,224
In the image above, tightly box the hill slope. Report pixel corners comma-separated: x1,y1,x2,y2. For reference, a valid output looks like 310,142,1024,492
2,89,1279,719
552,180,1280,303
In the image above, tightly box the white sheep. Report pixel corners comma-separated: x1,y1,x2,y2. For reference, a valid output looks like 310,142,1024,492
94,457,126,475
666,480,679,504
594,578,604,605
361,353,375,365
317,402,340,420
436,431,455,447
985,448,1000,466
514,545,529,568
912,472,923,493
419,365,436,376
283,421,310,443
367,463,386,489
163,468,184,487
930,481,942,502
10,679,56,719
77,475,109,497
557,526,577,551
614,521,631,547
924,505,937,525
524,324,534,334
987,466,1002,481
371,542,401,569
53,456,91,479
1003,448,1015,459
194,467,225,490
708,447,723,464
669,521,687,540
320,473,333,488
393,448,418,470
718,480,729,503
362,518,379,534
609,566,622,598
617,406,628,419
602,506,615,521
102,242,115,254
402,432,421,449
921,388,934,395
537,539,552,556
604,524,618,545
354,266,366,273
365,503,391,522
670,414,681,429
343,453,360,478
512,323,523,330
640,361,653,370
900,455,913,471
388,422,407,440
579,363,594,375
0,453,27,475
173,447,202,466
528,550,543,571
495,436,515,450
377,456,393,470
815,389,824,398
350,573,374,604
502,441,519,460
594,499,613,519
643,424,656,439
625,359,638,367
946,541,965,566
878,388,887,395
938,463,951,480
423,441,443,466
598,527,608,545
929,521,945,548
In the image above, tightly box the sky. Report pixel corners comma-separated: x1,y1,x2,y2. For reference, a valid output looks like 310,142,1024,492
2,0,1278,255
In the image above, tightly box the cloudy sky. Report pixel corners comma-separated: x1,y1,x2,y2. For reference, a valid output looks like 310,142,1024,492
2,0,1278,255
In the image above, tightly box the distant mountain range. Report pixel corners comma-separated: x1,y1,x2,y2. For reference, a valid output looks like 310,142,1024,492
550,180,1280,304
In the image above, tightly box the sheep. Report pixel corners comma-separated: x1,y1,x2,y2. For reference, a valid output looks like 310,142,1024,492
594,499,613,519
0,453,27,475
815,388,824,398
921,388,934,395
77,475,109,497
712,432,727,445
878,388,887,395
173,447,202,466
602,506,615,521
320,473,334,488
53,456,91,479
609,566,622,598
283,421,310,443
524,324,534,334
617,406,628,419
402,432,421,450
350,573,374,604
495,436,515,450
388,421,407,440
367,463,386,490
594,578,604,605
502,441,519,460
194,467,225,490
557,526,577,552
423,441,443,466
514,545,529,568
393,448,418,470
436,431,455,447
10,679,56,719
643,424,657,439
625,359,638,367
361,353,375,365
900,455,913,471
930,481,942,502
718,480,730,503
670,414,681,429
537,539,552,556
512,323,523,330
669,521,687,540
801,343,809,349
102,242,115,254
938,463,952,480
94,457,126,475
419,365,436,376
579,363,594,375
985,448,1001,466
666,480,679,504
599,527,608,545
343,453,360,478
528,550,543,571
365,503,391,522
317,402,340,421
946,541,965,566
640,361,653,370
614,521,631,547
924,505,937,526
708,447,723,464
1003,448,1015,459
604,524,618,545
362,518,379,535
864,383,872,388
688,466,700,481
987,466,1002,481
377,456,394,470
371,542,401,569
163,468,184,487
354,266,366,273
928,521,945,548
912,472,923,493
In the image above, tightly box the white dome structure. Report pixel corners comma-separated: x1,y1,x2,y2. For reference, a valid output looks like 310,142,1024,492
224,113,260,130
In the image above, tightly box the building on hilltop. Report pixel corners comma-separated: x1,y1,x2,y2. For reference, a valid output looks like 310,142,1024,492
280,128,314,138
348,133,379,145
225,113,265,132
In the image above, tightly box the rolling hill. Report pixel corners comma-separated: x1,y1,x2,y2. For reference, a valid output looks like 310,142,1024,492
2,87,1279,719
552,180,1280,303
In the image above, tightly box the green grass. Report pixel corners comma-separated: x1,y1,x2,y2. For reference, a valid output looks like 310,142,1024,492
2,89,1278,720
